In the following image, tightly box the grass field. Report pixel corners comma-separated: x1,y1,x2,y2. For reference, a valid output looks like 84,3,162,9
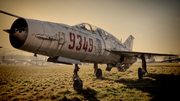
0,63,180,101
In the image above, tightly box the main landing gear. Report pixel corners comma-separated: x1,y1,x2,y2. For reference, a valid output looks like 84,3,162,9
138,54,148,80
72,63,102,90
73,64,83,90
94,63,102,79
138,68,145,80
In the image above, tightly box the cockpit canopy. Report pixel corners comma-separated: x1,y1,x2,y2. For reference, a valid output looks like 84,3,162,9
75,23,105,35
74,23,123,45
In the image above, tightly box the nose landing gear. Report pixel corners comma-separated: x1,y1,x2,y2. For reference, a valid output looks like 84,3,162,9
73,64,83,90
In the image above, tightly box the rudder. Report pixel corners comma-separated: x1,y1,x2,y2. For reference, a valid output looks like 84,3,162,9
123,35,134,51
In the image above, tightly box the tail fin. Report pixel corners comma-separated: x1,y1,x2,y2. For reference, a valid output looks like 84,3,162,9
123,35,134,51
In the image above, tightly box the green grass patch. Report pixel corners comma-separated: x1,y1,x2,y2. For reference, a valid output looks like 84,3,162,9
0,64,180,100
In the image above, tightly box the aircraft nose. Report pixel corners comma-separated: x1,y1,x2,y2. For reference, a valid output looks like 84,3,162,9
4,27,28,42
3,18,28,48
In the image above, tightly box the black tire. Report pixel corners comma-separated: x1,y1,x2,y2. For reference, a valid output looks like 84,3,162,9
73,79,83,90
138,68,143,80
96,68,102,79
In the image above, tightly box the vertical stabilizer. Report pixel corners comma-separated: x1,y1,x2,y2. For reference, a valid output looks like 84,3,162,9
123,35,134,51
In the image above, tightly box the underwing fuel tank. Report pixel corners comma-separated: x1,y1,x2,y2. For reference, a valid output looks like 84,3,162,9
4,18,66,56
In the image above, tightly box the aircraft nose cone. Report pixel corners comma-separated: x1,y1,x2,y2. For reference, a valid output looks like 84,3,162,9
4,18,28,48
4,28,28,42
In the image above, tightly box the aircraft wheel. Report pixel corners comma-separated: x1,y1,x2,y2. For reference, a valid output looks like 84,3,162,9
138,68,143,80
73,79,83,90
96,68,102,79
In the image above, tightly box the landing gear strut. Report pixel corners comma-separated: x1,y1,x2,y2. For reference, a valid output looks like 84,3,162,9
94,63,102,79
73,64,83,90
138,54,148,80
138,68,146,80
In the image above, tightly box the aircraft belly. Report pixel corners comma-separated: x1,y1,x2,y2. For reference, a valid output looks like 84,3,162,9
58,48,87,60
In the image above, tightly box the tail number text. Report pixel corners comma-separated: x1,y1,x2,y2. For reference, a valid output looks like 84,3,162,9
68,33,93,52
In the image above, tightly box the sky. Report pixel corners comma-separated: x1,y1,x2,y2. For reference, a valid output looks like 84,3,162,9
0,0,180,56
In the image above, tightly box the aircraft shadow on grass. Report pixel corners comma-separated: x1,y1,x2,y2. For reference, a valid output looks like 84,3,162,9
57,88,99,101
58,73,180,101
76,88,99,101
113,73,180,101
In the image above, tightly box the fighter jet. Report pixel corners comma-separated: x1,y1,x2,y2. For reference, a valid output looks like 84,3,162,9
0,10,177,90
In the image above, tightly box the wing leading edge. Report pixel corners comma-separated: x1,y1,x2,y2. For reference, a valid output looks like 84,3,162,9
109,49,177,57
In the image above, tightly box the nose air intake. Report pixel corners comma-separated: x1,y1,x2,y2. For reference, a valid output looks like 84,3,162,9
4,18,28,48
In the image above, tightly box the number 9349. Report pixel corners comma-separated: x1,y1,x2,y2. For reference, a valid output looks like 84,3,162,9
68,33,93,52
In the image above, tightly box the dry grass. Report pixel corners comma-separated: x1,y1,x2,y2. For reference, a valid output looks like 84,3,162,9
0,63,180,101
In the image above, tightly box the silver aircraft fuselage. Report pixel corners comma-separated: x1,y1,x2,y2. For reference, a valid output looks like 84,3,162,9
8,18,136,65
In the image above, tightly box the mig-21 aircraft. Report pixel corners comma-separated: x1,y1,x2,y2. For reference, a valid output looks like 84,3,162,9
0,10,177,90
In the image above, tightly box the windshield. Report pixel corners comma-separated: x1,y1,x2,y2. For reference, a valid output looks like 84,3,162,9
75,23,122,44
76,23,104,35
76,23,92,32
